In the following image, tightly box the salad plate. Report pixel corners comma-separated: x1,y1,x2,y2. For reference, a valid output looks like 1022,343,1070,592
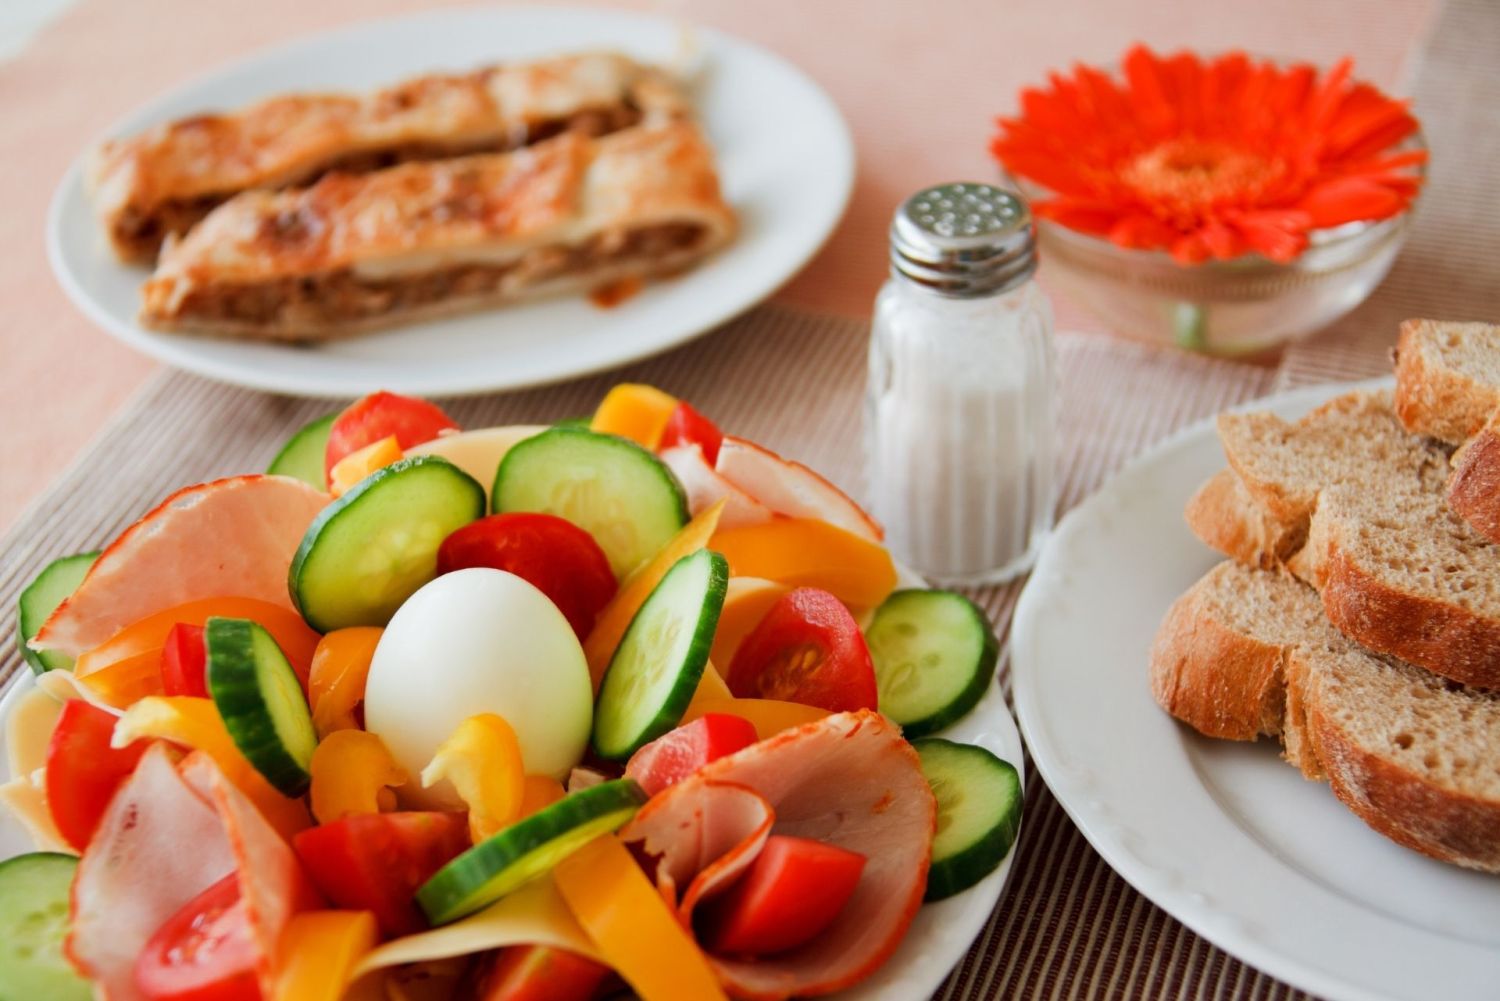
46,6,854,397
1010,377,1500,1001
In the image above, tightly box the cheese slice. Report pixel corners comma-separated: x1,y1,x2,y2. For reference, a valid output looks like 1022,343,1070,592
0,769,73,854
6,685,63,777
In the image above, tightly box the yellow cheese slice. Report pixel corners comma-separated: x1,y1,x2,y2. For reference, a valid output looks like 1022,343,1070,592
0,770,72,854
406,426,548,499
6,686,63,778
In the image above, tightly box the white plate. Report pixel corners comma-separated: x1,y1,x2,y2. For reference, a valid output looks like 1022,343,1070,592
1010,377,1500,1001
0,583,1022,999
45,6,854,397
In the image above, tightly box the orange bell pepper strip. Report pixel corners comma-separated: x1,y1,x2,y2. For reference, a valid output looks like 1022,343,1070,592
329,436,402,497
520,775,566,818
75,597,320,708
709,578,790,669
421,714,525,842
309,730,406,825
307,627,383,737
584,500,725,689
274,910,379,1001
113,695,311,838
589,384,678,450
553,835,727,1001
680,697,828,741
709,518,898,610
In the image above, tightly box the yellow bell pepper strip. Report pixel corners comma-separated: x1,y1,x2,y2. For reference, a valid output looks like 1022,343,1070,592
589,384,678,450
553,835,727,1001
329,436,403,497
307,627,383,737
309,730,407,825
75,597,321,708
274,910,378,1001
583,499,725,689
519,775,566,819
709,518,898,610
709,578,791,670
113,695,311,838
421,713,525,842
681,697,829,741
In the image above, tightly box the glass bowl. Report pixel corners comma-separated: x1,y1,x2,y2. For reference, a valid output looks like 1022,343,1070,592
1009,137,1424,357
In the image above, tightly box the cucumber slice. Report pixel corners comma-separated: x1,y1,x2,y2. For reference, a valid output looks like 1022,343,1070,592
913,738,1022,901
290,455,485,631
866,589,998,738
17,552,99,674
266,412,337,488
592,549,727,760
206,616,317,796
0,853,91,1001
418,779,646,925
492,427,687,579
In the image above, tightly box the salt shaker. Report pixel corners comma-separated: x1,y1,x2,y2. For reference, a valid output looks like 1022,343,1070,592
864,182,1056,584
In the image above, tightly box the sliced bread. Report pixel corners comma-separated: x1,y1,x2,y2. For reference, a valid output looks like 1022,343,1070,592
1393,318,1500,445
1150,561,1500,872
1184,468,1306,570
1449,409,1500,544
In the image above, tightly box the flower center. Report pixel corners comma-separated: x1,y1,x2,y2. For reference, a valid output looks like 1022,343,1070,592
1121,139,1285,224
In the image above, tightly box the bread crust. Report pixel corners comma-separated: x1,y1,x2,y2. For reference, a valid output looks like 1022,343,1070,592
1184,469,1305,570
1296,659,1500,872
1448,415,1500,545
1149,573,1287,742
1312,542,1500,689
1393,318,1500,445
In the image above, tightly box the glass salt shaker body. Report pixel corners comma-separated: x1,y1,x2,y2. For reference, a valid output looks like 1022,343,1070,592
865,183,1056,585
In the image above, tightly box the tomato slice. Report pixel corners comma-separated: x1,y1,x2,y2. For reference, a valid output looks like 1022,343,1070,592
161,623,208,698
324,391,459,479
134,874,263,1001
437,513,618,638
291,812,470,937
624,713,759,797
699,835,866,956
465,945,612,1001
45,700,152,851
726,588,879,712
659,402,724,465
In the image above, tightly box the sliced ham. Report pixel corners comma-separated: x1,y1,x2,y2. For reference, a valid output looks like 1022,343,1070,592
618,711,934,1000
66,744,237,1001
659,444,774,530
180,752,316,993
715,437,882,542
33,475,329,658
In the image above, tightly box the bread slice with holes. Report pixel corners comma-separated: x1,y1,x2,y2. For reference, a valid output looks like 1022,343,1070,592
1393,319,1500,445
1449,409,1500,544
1151,561,1500,872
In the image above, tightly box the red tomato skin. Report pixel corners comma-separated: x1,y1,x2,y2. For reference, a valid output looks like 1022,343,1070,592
700,835,867,956
726,588,879,713
467,945,612,1001
134,874,263,1001
624,713,759,797
45,700,152,852
291,812,469,937
323,391,459,478
436,513,619,637
161,623,209,698
659,402,724,466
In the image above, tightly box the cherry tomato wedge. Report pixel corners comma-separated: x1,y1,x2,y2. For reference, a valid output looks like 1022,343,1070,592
160,623,208,698
45,700,152,852
625,713,759,797
324,391,459,479
465,945,612,1001
291,811,469,937
699,835,866,956
134,874,263,1001
659,402,724,466
726,588,878,712
437,513,618,637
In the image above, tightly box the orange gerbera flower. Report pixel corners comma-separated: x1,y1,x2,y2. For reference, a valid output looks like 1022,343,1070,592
991,46,1426,264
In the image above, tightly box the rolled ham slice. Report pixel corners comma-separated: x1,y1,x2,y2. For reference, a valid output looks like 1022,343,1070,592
714,437,882,542
619,711,934,1000
659,444,774,530
33,475,329,658
66,745,237,1001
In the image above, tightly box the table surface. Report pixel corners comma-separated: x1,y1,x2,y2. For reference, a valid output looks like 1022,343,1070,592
0,0,1440,533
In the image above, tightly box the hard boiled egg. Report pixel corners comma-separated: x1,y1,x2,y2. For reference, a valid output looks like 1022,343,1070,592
364,567,592,808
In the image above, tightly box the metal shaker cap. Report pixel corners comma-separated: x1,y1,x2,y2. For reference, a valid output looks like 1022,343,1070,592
890,183,1037,298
